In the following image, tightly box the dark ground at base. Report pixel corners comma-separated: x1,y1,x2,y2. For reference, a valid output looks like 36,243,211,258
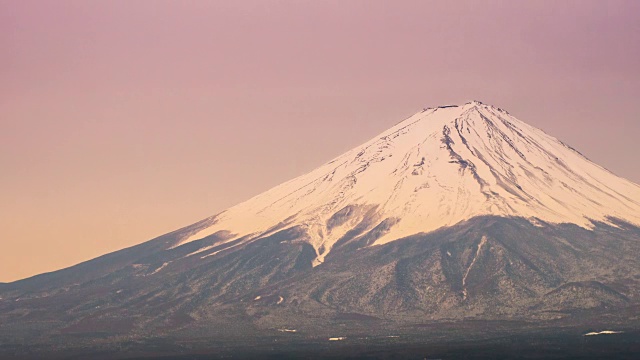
6,331,635,360
124,336,639,360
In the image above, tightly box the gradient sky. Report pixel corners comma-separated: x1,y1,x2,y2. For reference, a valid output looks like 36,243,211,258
1,0,639,282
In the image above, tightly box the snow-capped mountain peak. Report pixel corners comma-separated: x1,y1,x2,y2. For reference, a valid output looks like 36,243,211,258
179,101,640,265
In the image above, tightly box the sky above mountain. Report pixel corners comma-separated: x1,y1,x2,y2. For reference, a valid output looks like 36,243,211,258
1,0,639,282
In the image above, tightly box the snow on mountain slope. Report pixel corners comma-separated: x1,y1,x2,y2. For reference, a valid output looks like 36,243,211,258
179,101,640,264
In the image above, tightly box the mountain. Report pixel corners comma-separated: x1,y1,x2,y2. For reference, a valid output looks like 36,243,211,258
2,101,640,359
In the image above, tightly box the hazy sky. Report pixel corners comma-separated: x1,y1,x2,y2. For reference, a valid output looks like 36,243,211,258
1,0,639,282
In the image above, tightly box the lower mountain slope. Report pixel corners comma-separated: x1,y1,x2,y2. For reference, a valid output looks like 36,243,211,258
2,216,640,356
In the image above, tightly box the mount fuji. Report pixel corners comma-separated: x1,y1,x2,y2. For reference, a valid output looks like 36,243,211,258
2,101,640,358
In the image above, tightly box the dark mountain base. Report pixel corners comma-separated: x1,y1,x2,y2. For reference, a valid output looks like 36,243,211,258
4,326,640,360
132,332,640,360
2,216,640,359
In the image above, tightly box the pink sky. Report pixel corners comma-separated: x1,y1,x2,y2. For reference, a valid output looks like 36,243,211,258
1,0,639,282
